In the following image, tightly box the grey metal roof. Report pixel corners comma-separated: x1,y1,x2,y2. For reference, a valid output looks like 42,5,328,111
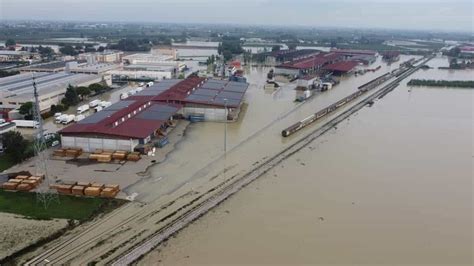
105,100,136,111
78,110,116,124
218,91,243,100
193,88,219,97
201,82,225,90
136,104,179,121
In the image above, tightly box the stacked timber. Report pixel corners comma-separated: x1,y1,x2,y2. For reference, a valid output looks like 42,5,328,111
77,182,91,187
127,152,141,162
91,183,104,189
28,176,43,182
72,185,86,196
65,148,82,158
105,184,120,191
84,187,101,197
16,175,30,180
21,179,39,188
8,179,22,184
2,182,18,190
53,149,66,157
100,187,119,198
112,151,128,160
17,183,33,191
96,154,112,163
56,184,73,195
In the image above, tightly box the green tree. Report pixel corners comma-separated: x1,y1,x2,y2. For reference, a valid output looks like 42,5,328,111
5,39,16,46
2,131,33,163
272,45,281,52
76,86,91,99
62,85,80,106
60,45,78,56
89,83,108,94
19,102,34,120
38,46,54,57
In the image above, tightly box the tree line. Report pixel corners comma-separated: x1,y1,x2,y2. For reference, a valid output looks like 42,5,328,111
408,79,474,88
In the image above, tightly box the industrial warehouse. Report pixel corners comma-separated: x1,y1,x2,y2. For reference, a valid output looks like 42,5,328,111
0,71,101,118
59,76,249,152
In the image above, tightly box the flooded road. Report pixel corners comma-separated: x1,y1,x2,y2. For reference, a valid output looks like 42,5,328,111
138,56,473,265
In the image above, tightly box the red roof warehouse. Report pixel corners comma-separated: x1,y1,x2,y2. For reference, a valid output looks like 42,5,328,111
59,77,249,152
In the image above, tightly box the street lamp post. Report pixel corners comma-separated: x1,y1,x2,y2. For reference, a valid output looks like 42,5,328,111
224,98,227,155
224,98,228,175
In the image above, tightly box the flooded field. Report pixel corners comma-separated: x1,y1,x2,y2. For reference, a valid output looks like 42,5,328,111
139,57,473,265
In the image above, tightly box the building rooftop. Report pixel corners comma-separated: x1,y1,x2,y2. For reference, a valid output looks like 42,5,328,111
278,52,341,70
0,71,100,99
21,60,87,72
60,77,249,139
331,49,378,56
323,61,359,73
60,100,181,139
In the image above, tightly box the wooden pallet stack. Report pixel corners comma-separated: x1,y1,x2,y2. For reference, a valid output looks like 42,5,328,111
49,181,120,198
53,147,83,158
2,174,45,192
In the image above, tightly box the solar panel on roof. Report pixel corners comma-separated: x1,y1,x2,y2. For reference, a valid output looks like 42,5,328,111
136,104,179,121
214,97,240,106
218,91,243,100
206,79,227,85
186,94,213,102
201,82,224,90
146,104,179,113
105,100,135,110
135,88,167,96
223,83,248,93
137,111,173,121
193,88,219,97
78,110,116,124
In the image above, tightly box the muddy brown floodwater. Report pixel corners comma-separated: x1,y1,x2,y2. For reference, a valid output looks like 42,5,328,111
139,57,473,265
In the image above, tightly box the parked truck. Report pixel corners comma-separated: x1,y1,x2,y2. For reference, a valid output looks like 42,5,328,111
100,101,112,108
13,120,39,128
55,114,68,123
61,115,75,125
89,99,101,108
77,104,90,114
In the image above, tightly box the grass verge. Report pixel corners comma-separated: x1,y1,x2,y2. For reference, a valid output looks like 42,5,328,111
0,190,126,221
0,154,16,172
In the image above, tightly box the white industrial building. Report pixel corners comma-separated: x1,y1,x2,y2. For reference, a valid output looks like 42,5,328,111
0,72,102,118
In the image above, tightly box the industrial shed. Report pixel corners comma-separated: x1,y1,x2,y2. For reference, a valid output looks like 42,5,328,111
59,76,249,152
59,100,180,152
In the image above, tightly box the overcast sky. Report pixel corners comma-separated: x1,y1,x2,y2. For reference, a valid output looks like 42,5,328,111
0,0,472,32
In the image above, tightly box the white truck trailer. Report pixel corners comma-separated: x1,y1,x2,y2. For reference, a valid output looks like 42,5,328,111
77,104,90,114
12,120,39,128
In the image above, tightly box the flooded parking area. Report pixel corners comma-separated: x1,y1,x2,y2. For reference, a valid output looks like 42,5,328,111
138,57,473,265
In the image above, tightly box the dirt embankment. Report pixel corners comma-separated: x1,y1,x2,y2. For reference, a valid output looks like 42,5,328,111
0,213,69,261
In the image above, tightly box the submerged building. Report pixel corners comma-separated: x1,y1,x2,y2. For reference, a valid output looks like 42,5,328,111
59,76,249,152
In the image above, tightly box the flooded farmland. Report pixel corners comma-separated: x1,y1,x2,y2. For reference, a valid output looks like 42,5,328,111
138,57,473,265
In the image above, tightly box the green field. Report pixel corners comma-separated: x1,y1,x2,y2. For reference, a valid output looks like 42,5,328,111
0,154,16,172
0,190,126,220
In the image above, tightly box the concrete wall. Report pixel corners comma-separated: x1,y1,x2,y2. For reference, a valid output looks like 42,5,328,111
182,107,227,121
61,135,139,152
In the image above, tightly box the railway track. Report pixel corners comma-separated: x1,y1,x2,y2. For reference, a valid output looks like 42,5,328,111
111,56,434,265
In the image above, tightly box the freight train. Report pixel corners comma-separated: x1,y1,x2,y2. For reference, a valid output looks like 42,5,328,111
281,56,431,138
